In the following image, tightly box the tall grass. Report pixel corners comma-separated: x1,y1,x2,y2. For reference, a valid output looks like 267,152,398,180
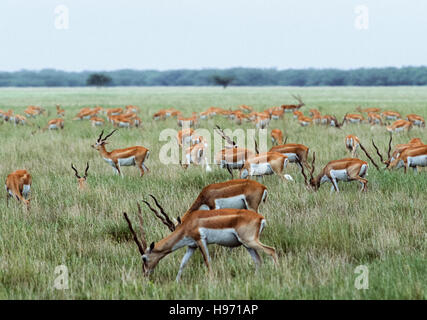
0,86,425,299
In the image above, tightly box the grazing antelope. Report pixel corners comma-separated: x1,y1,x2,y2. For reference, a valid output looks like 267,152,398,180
372,135,424,167
254,112,270,129
106,107,123,117
153,108,181,120
367,112,383,125
387,145,427,173
185,179,267,213
356,106,381,114
56,104,65,117
239,105,253,113
406,114,425,128
271,129,284,145
24,105,45,117
345,135,360,157
300,154,369,192
381,111,401,121
281,94,305,113
90,116,105,127
91,130,150,177
297,115,313,127
240,151,290,181
123,198,278,281
343,113,364,124
269,143,311,169
181,139,212,172
321,115,340,127
293,110,304,119
71,163,89,190
74,106,103,120
178,113,198,127
125,105,140,113
2,109,13,121
12,114,27,126
386,120,412,133
5,169,32,209
44,118,64,131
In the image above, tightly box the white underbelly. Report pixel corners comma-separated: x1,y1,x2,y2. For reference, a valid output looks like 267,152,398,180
215,194,247,210
93,121,103,126
249,163,273,176
83,115,91,120
394,126,405,132
22,184,31,198
359,164,368,176
199,228,241,247
330,169,349,181
220,160,244,169
385,115,398,120
408,155,427,167
119,122,130,127
349,119,361,123
118,156,136,166
49,124,58,130
282,153,297,162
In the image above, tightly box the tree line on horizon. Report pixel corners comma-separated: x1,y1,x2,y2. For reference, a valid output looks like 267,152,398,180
1,67,427,87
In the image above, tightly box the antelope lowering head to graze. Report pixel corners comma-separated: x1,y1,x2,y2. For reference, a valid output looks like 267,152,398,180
90,116,105,127
253,112,270,129
381,110,401,121
12,114,27,126
297,115,313,127
269,143,311,170
106,107,123,117
178,113,198,127
239,105,253,113
5,169,32,209
356,106,381,114
71,162,89,190
321,115,340,127
386,120,412,133
300,153,369,192
43,118,64,131
281,94,305,113
181,138,212,172
123,198,278,281
343,113,365,125
56,105,65,117
345,135,361,157
372,135,424,167
367,112,383,125
24,105,45,117
386,145,427,173
125,105,140,114
91,130,150,177
271,129,284,145
73,106,103,120
185,179,268,214
406,114,425,128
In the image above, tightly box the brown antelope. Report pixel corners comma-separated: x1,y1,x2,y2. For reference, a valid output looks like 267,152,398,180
106,107,123,117
239,105,253,113
71,163,89,190
125,105,140,113
297,115,313,127
269,143,311,169
153,108,181,120
367,112,383,125
56,104,65,117
271,129,284,145
321,115,340,127
90,116,105,127
91,130,150,177
123,199,278,281
372,135,424,167
185,179,267,213
240,151,291,181
181,139,212,172
178,113,198,127
386,145,427,173
12,114,27,126
343,113,364,124
44,118,64,131
293,110,304,120
281,94,305,113
2,109,13,121
213,126,255,175
356,106,381,114
5,169,32,209
74,106,103,120
381,111,401,121
386,120,412,133
406,114,425,128
253,112,270,129
345,135,361,157
24,105,45,117
300,154,369,192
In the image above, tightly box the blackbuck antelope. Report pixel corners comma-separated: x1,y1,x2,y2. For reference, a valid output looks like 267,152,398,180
42,118,64,131
5,169,32,209
240,140,292,181
300,154,369,192
73,106,103,120
381,111,401,121
343,113,364,124
239,105,253,113
185,179,267,213
91,130,150,177
367,112,383,125
123,198,278,281
271,129,284,145
386,145,427,173
281,94,305,113
345,135,360,157
181,138,212,172
356,106,381,114
386,120,412,133
90,116,105,127
56,104,65,117
406,114,425,128
269,143,311,170
71,162,89,190
214,126,255,176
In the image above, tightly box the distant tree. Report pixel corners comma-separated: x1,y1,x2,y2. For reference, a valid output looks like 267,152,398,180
211,75,234,88
86,73,112,87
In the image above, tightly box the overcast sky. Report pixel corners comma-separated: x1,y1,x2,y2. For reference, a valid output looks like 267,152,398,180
0,0,426,71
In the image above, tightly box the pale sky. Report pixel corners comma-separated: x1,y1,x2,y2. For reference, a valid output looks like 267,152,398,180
0,0,426,71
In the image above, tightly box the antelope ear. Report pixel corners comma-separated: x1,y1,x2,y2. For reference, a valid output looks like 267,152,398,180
150,242,155,251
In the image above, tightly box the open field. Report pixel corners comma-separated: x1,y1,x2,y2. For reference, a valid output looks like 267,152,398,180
0,86,426,299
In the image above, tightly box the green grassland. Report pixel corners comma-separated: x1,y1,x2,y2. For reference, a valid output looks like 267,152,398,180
0,86,426,299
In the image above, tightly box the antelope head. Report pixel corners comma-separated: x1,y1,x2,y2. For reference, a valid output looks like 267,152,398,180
91,129,117,150
371,133,393,167
71,162,89,190
298,153,318,190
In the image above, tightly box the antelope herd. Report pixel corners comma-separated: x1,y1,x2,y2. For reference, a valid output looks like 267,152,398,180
2,95,426,282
